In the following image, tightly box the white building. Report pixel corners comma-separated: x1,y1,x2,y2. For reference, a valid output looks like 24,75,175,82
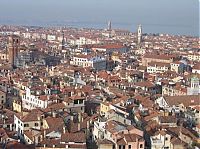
150,129,171,149
155,95,199,113
147,62,170,74
47,35,56,41
135,48,146,55
186,54,200,62
70,54,107,70
170,62,181,73
69,37,99,46
22,86,54,110
14,109,44,139
187,76,200,95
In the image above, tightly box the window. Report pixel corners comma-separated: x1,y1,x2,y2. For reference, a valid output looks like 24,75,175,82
128,145,131,149
74,100,78,104
79,100,83,104
35,123,38,127
140,144,143,148
24,124,29,127
112,145,115,149
119,145,125,149
165,137,168,141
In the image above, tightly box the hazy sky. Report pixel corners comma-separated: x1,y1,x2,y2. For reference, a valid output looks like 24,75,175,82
0,0,199,36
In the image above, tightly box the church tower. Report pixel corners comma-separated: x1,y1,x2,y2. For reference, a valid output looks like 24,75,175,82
187,75,200,95
137,24,142,45
61,30,65,50
8,35,20,68
108,20,112,31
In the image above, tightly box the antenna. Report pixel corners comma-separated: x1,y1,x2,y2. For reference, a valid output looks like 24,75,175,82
108,20,112,31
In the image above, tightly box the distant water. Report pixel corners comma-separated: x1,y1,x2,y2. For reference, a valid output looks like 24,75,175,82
0,0,199,36
1,20,198,37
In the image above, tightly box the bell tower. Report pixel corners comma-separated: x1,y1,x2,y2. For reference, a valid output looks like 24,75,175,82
61,30,65,50
8,35,20,68
137,24,142,45
108,20,112,31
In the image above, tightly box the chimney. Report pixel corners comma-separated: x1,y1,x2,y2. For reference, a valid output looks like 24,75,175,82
78,123,80,131
52,112,56,118
103,97,106,102
40,135,43,142
70,115,74,122
63,126,66,134
87,120,90,129
114,134,117,144
44,130,46,139
37,116,40,121
78,113,81,122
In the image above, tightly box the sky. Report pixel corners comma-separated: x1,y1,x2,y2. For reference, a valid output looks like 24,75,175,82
0,0,199,36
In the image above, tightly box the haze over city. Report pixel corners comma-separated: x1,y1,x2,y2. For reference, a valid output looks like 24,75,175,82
0,0,199,36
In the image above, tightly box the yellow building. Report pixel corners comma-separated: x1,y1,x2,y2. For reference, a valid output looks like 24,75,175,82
100,101,110,116
111,52,120,62
13,100,22,113
98,140,114,149
170,62,180,73
142,54,175,66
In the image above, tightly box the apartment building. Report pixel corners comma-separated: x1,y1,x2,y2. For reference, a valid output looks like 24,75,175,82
70,54,106,71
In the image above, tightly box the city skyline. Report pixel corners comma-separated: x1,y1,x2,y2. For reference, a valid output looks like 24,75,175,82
0,0,199,36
